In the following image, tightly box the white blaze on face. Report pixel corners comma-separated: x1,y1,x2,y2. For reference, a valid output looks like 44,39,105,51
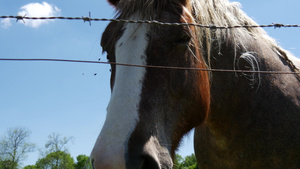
91,13,149,168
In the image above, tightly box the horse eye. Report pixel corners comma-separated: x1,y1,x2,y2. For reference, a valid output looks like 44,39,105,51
175,32,191,44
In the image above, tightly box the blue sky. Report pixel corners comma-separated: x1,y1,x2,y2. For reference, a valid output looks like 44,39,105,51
0,0,300,167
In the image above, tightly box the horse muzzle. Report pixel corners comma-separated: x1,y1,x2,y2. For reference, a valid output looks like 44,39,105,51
91,136,173,169
126,136,173,169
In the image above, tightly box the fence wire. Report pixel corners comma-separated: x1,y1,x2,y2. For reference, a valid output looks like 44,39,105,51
1,15,300,75
1,15,300,29
0,58,299,75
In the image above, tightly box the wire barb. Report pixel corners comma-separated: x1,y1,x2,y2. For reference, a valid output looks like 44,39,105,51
16,14,26,23
82,12,92,26
273,23,285,29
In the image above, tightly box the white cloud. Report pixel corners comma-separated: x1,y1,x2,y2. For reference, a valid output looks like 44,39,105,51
17,2,61,28
1,18,12,29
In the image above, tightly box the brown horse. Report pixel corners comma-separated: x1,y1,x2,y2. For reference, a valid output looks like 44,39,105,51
91,0,300,168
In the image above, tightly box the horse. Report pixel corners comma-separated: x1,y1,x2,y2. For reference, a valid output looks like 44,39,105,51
91,0,300,168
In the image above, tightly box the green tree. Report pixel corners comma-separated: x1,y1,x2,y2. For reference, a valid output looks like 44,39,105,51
0,127,36,169
181,154,198,169
173,154,198,169
75,155,92,169
23,165,37,169
35,133,74,169
0,159,18,169
43,133,73,155
35,151,74,169
174,154,184,169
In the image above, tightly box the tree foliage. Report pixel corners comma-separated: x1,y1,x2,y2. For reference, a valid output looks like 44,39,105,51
174,154,184,168
24,154,92,169
34,133,74,169
0,127,36,169
75,155,92,169
23,165,37,169
3,129,201,169
43,133,73,155
35,151,74,169
174,154,198,169
0,159,18,169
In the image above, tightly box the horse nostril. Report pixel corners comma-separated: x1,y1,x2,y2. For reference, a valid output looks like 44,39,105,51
141,154,160,169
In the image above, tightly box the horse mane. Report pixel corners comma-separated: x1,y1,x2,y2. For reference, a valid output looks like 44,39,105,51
111,0,299,73
190,0,300,73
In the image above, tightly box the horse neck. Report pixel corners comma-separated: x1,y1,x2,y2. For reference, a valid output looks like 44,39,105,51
205,37,300,122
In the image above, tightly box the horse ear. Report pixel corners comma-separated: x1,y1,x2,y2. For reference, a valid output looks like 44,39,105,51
108,0,120,6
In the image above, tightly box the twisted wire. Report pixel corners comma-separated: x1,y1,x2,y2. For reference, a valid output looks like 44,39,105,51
0,58,299,75
1,15,300,29
1,15,299,74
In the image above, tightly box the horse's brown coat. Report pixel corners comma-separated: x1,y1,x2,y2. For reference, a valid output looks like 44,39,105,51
92,0,300,168
195,37,300,168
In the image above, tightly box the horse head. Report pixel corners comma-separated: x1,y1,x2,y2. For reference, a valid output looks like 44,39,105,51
91,0,210,168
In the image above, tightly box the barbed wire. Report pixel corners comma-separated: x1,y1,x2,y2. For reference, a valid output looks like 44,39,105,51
0,58,299,75
1,14,299,74
1,15,300,29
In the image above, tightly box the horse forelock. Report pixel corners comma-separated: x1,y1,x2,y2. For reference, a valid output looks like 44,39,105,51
113,0,187,18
